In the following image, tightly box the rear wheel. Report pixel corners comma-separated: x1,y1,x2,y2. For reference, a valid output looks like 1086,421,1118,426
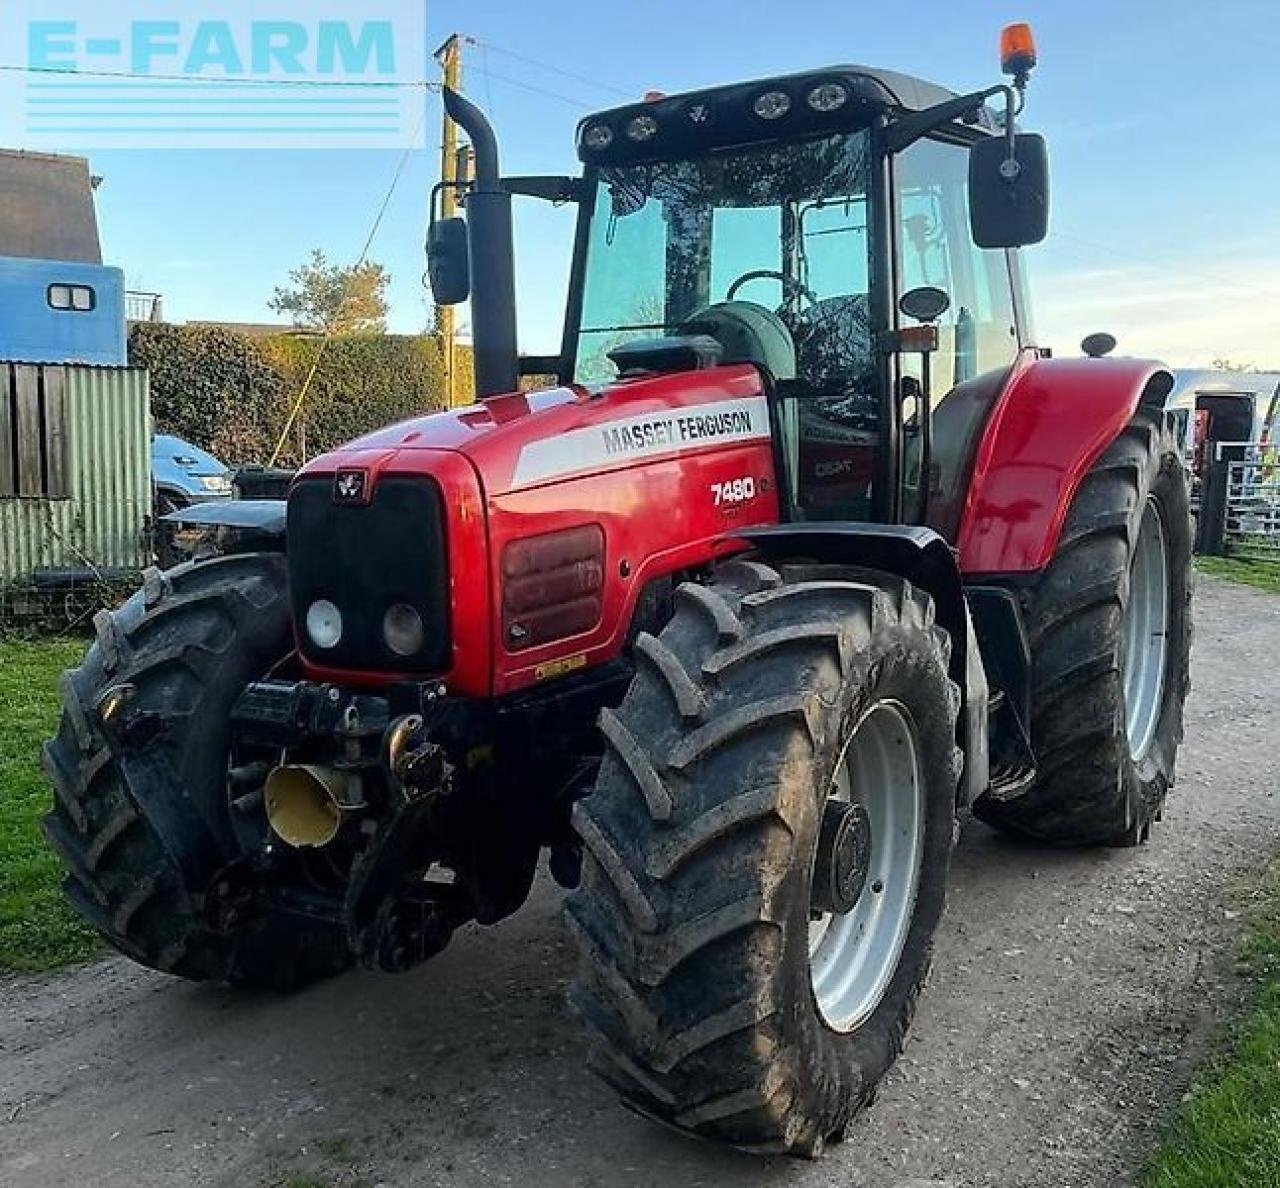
566,560,961,1154
42,554,351,987
974,408,1193,845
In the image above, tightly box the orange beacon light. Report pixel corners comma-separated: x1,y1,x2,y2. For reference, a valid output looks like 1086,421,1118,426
1000,23,1037,81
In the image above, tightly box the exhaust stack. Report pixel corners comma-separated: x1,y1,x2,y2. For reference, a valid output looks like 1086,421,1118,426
443,86,519,397
264,764,351,848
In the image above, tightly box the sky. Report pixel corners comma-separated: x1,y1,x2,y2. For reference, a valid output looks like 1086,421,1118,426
31,0,1280,369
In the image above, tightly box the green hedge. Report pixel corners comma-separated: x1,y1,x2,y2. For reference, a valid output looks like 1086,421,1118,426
128,324,455,467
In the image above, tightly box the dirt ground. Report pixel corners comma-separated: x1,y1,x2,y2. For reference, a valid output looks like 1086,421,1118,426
2,575,1278,1188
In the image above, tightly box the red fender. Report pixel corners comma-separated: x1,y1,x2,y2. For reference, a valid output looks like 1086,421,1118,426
956,352,1173,575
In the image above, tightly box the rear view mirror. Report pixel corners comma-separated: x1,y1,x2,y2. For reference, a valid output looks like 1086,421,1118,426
899,285,951,324
969,133,1049,249
426,216,470,306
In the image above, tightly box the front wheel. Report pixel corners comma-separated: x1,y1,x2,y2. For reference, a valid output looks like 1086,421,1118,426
42,554,351,988
566,560,961,1154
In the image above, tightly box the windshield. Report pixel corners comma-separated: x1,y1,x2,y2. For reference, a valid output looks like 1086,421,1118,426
572,131,873,385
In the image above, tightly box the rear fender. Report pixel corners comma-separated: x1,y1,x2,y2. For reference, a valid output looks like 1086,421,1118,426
736,523,989,807
957,356,1174,575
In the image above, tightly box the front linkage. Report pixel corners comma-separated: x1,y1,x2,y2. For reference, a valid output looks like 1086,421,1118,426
222,671,615,973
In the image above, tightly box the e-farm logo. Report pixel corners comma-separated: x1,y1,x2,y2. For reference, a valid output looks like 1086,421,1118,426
0,3,427,148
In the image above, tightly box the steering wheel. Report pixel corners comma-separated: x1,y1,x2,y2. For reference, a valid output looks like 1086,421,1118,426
726,269,818,310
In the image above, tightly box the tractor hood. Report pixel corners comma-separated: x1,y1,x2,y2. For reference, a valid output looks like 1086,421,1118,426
299,364,770,498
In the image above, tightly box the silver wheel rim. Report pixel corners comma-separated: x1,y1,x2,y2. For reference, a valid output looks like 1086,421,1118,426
1122,498,1170,762
808,701,925,1033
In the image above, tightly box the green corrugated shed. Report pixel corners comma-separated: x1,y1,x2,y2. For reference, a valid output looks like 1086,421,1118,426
0,362,151,582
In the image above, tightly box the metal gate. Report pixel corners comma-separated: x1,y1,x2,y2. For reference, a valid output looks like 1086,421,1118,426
1221,442,1280,559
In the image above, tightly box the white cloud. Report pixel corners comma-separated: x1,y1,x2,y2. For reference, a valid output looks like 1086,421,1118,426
1031,248,1280,369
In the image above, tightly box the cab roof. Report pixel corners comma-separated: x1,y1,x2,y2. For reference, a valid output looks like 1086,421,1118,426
576,64,998,166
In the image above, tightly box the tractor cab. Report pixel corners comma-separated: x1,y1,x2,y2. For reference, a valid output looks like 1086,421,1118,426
571,109,882,522
430,40,1049,530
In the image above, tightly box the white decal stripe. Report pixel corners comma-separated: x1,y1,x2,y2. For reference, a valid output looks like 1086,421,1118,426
510,395,771,489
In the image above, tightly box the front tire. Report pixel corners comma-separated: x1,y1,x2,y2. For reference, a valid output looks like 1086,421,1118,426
974,407,1193,845
566,560,961,1154
42,554,351,988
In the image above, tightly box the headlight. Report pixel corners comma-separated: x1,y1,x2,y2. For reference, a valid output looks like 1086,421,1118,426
305,599,343,650
806,82,849,113
199,475,232,493
581,122,614,150
383,603,425,657
752,90,792,120
625,114,658,142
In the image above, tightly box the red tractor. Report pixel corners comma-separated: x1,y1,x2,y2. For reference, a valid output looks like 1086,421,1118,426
44,27,1191,1156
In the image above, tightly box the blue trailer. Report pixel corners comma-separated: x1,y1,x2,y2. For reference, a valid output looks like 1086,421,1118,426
0,255,127,366
0,148,145,589
0,147,239,582
0,148,127,366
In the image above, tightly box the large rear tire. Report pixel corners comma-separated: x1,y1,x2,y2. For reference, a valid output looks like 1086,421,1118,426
974,407,1193,845
42,554,351,988
566,560,961,1154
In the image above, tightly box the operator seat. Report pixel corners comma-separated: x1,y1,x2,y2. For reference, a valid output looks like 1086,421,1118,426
683,301,797,380
793,294,874,387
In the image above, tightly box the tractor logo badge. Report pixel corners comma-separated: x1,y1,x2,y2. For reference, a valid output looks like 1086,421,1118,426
334,470,369,505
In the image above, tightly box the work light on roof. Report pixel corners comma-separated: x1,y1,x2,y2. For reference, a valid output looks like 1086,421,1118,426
752,89,792,120
625,114,659,142
582,123,614,150
806,82,849,113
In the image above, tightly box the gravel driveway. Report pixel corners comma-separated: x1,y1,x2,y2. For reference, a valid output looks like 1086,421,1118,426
2,574,1278,1188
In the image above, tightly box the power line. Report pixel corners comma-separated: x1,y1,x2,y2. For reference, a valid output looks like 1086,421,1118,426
1051,227,1280,301
0,50,629,115
268,107,428,466
0,62,438,89
1,58,597,110
478,40,496,117
479,68,596,110
468,38,636,101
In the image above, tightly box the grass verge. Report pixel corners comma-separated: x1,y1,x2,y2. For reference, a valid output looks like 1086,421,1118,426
1195,555,1280,595
0,636,99,972
1144,865,1280,1185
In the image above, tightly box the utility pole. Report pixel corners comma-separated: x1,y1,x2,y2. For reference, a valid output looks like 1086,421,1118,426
434,34,465,409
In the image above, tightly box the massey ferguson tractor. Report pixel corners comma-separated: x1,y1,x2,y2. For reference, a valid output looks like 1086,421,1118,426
42,26,1192,1156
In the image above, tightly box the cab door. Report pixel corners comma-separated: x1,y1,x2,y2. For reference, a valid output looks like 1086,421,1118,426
889,135,1028,537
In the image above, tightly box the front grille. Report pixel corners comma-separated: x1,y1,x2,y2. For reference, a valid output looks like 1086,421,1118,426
287,475,451,672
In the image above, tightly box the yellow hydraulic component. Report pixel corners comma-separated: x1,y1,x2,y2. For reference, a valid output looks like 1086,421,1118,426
263,764,349,848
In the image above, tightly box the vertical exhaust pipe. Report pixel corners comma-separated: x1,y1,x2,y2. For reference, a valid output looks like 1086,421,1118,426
443,87,518,397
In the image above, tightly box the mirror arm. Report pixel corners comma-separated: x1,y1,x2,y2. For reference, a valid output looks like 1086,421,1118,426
429,179,472,222
997,84,1022,179
885,81,1031,157
886,84,1025,186
502,175,589,205
883,85,1002,153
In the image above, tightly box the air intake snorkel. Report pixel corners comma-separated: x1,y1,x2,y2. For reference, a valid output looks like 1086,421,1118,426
439,87,518,397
